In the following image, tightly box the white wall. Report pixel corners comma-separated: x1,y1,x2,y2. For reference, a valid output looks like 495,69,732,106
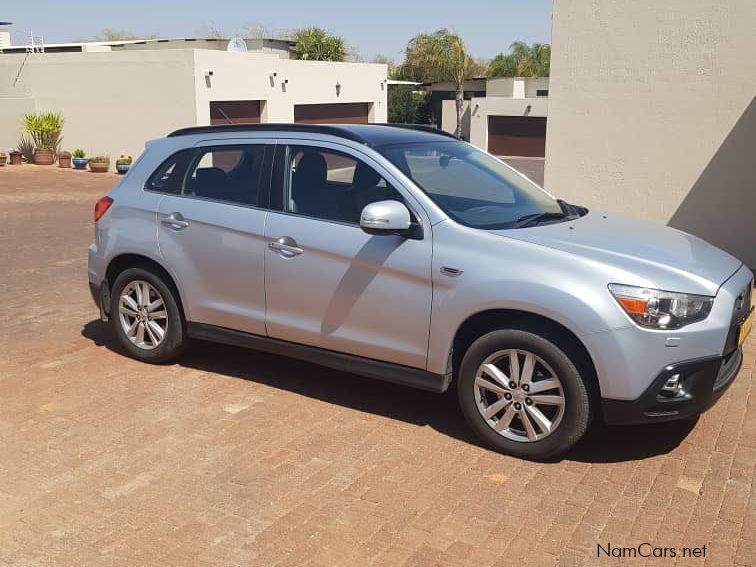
192,50,387,124
0,51,197,163
0,49,387,168
440,100,471,139
545,0,756,268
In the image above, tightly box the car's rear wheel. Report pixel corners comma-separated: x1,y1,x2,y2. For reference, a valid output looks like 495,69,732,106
458,329,591,460
110,267,185,363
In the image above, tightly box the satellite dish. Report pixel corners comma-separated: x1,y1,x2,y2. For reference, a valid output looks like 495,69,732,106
226,37,248,53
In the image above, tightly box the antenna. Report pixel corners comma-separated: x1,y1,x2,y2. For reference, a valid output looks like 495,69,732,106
226,37,248,53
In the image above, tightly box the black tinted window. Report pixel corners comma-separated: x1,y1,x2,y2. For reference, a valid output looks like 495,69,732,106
145,149,194,194
284,145,400,224
185,145,267,207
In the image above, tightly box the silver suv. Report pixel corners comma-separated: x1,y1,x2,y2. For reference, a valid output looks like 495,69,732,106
88,124,753,459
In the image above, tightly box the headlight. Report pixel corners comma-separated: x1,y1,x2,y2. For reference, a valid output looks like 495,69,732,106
608,284,714,329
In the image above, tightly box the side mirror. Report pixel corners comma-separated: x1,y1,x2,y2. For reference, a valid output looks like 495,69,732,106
360,200,411,236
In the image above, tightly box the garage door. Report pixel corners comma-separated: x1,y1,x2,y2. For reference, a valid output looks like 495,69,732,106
294,103,369,124
210,100,261,125
487,116,546,157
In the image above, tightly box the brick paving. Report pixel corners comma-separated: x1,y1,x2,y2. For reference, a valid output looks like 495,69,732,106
0,165,754,567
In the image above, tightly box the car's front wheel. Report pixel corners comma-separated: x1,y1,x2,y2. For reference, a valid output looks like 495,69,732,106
110,267,185,363
457,328,592,460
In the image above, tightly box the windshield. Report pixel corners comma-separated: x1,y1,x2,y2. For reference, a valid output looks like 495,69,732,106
379,141,563,229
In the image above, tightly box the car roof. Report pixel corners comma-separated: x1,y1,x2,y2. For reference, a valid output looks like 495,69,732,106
166,123,460,148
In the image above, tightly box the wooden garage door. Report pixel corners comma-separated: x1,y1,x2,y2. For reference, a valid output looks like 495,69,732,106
210,100,261,125
294,103,369,124
487,116,546,157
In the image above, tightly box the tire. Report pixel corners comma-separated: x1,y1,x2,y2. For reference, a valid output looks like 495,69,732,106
110,266,185,363
457,328,591,460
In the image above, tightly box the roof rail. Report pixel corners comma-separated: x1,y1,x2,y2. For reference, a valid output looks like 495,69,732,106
380,123,460,140
166,123,369,143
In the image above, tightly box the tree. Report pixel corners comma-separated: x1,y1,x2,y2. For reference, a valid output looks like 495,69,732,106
387,86,432,124
404,29,473,136
290,27,347,62
488,41,551,77
87,29,158,41
196,24,226,39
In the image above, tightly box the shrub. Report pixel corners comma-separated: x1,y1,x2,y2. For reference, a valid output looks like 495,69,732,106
72,149,86,158
23,112,64,152
16,134,35,162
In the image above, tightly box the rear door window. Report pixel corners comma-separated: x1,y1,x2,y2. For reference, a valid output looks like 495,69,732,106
183,145,268,207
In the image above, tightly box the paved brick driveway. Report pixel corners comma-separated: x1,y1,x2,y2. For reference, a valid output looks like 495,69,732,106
0,166,754,566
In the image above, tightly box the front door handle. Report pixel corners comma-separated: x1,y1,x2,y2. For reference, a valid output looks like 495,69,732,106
161,212,189,230
269,236,303,257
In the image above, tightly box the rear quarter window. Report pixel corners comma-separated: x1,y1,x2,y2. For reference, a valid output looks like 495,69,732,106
145,149,195,194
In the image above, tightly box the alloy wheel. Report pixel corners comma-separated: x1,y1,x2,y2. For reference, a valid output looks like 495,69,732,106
474,349,565,442
118,280,168,350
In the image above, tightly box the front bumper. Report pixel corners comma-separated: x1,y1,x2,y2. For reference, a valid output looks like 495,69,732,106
601,346,743,424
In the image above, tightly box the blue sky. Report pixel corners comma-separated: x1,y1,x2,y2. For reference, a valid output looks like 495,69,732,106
1,0,552,61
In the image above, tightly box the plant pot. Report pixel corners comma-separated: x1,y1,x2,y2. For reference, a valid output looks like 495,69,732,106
9,152,22,165
0,154,6,166
33,148,55,165
72,157,89,170
58,154,72,168
89,160,110,173
116,163,130,174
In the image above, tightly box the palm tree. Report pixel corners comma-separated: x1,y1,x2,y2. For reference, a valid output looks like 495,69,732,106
404,29,474,137
488,41,551,78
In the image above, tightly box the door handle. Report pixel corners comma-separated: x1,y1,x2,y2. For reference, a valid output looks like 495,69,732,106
269,236,303,256
160,212,189,230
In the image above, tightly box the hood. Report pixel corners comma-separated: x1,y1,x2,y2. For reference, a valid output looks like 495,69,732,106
492,211,742,296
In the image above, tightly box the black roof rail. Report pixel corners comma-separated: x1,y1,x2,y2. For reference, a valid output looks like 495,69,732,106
166,123,369,144
379,123,460,140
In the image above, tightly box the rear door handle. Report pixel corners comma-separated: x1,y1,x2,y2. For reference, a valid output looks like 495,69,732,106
160,212,189,230
269,236,303,257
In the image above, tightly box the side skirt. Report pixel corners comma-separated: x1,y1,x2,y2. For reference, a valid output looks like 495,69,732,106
187,322,452,393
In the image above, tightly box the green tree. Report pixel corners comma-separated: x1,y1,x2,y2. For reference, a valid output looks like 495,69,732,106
291,27,347,62
387,86,432,124
488,41,551,77
404,29,474,136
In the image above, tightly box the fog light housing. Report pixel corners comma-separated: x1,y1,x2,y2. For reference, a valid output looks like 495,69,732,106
660,373,684,397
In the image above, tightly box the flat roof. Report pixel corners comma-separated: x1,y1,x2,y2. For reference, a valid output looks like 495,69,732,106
0,36,295,50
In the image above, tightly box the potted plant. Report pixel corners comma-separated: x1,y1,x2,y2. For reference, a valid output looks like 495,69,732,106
72,149,88,170
89,155,110,173
115,155,133,174
16,135,34,163
23,112,64,165
0,152,6,166
58,150,72,169
8,149,22,165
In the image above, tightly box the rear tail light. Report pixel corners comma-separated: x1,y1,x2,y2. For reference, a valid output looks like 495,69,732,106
94,196,113,222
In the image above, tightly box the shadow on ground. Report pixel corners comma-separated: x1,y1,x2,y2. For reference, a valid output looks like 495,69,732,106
82,319,695,464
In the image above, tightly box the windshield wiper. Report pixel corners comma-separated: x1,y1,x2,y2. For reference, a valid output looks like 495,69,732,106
512,211,566,228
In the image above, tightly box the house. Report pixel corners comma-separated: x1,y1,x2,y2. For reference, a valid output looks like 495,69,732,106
545,0,756,269
0,37,387,162
439,76,549,157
